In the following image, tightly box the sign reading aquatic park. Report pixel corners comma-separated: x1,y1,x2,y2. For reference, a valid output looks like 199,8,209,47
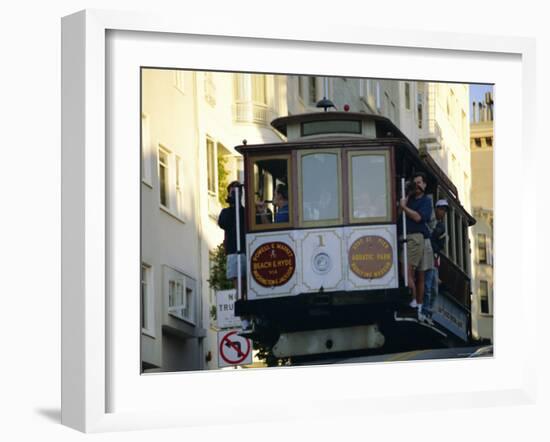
251,241,296,287
348,235,393,279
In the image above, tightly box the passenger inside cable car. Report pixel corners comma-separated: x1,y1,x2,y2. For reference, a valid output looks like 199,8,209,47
252,157,291,225
256,183,289,224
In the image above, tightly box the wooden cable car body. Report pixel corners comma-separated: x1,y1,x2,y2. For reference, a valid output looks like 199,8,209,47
234,111,476,360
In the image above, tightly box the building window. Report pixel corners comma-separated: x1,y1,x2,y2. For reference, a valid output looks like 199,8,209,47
174,71,185,94
417,93,423,129
486,137,493,147
141,264,155,336
326,77,334,99
206,138,217,195
206,138,231,213
404,83,411,110
478,233,487,264
204,72,216,106
479,280,490,314
234,73,270,124
158,148,169,207
165,266,197,324
308,77,317,104
384,92,390,117
176,156,183,216
158,146,184,220
141,114,153,186
487,235,493,265
251,74,267,105
475,138,482,148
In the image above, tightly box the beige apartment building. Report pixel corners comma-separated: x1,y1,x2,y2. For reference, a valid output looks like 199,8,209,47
398,81,473,283
141,70,298,372
399,82,472,211
469,92,494,342
140,71,474,372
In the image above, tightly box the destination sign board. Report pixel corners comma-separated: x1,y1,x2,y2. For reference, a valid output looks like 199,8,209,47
251,241,296,287
431,293,469,342
348,235,393,279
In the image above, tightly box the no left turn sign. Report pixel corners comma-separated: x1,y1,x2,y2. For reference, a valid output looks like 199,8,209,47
217,330,253,368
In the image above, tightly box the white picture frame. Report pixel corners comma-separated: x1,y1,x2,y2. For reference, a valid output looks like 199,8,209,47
61,9,538,433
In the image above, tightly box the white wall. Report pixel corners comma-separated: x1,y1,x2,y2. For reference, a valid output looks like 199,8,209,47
3,1,548,441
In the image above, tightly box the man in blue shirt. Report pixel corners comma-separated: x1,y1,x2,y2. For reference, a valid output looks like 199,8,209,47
422,198,448,320
256,183,289,224
273,184,289,223
400,172,432,315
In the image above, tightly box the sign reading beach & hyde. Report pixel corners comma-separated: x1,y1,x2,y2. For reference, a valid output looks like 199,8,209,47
251,241,296,287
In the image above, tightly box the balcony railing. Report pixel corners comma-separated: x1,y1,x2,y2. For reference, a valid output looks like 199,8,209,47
234,101,269,125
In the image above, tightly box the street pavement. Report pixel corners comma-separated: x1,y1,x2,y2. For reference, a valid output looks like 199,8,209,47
295,345,491,366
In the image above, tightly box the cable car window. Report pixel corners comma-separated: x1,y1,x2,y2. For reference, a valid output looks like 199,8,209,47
455,212,462,269
348,151,391,223
249,156,292,230
301,120,361,137
299,151,341,226
449,207,456,264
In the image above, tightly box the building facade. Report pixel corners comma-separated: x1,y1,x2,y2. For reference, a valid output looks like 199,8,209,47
400,82,472,212
398,81,473,282
469,92,494,342
140,70,288,372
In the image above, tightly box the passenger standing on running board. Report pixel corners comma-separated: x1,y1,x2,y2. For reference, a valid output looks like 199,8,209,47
218,181,251,330
399,172,432,316
423,199,448,319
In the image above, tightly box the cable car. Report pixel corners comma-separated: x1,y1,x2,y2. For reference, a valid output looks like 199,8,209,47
233,105,476,363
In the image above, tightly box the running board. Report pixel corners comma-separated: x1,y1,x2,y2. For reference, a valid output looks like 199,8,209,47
393,312,448,337
272,324,385,358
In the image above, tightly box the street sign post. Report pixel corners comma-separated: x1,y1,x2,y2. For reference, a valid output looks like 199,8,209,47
216,289,242,330
217,330,253,368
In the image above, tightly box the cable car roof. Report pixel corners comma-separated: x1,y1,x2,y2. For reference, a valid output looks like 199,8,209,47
271,111,406,139
235,111,476,226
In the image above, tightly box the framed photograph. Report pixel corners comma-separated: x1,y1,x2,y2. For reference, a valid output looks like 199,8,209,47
62,9,537,433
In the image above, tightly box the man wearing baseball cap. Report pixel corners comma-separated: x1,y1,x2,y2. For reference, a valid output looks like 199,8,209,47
423,199,449,320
